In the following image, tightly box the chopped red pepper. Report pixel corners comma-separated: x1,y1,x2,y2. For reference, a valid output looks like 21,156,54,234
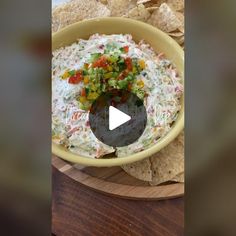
68,71,83,84
125,57,132,71
123,46,129,53
92,56,108,68
81,88,86,97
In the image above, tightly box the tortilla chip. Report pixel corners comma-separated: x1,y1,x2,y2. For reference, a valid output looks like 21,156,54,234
168,30,184,37
149,132,184,185
173,35,184,45
141,2,156,8
176,12,184,26
148,3,182,32
178,26,184,33
137,0,152,4
166,0,184,11
178,36,185,45
146,6,158,14
122,158,152,182
141,0,166,8
100,0,108,4
176,11,184,22
107,0,137,16
122,132,184,184
156,0,168,7
52,0,110,32
124,4,151,22
171,172,184,182
175,12,184,34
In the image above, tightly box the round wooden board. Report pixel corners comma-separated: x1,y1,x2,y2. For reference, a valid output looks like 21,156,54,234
52,155,184,200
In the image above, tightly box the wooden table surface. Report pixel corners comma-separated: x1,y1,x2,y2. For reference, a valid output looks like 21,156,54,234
52,166,184,236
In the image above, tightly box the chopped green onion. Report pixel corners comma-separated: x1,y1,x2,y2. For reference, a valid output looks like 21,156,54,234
125,75,134,81
118,80,128,89
108,79,117,87
109,55,119,63
104,72,114,79
85,87,90,95
68,70,76,76
89,53,102,63
135,89,145,99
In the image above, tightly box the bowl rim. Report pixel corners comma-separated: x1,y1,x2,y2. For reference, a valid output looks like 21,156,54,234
52,17,184,167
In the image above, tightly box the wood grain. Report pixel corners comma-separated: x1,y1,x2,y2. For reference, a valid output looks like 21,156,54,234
52,166,184,236
52,156,184,200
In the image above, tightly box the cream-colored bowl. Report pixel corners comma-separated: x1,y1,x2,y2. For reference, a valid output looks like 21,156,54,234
52,17,184,167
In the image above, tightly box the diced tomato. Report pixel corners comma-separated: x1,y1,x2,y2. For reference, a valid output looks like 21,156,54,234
81,88,86,97
118,73,125,80
123,46,129,53
68,76,77,84
92,56,108,68
118,70,128,80
68,72,83,84
72,111,82,120
125,57,132,71
67,127,80,136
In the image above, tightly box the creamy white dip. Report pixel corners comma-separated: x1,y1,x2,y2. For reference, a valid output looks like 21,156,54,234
52,34,183,158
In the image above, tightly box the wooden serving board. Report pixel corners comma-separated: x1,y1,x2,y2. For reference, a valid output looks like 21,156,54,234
52,155,184,200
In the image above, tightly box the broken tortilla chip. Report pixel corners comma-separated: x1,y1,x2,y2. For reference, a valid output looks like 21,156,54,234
179,37,184,45
171,172,184,182
148,3,182,32
99,0,108,4
107,0,137,16
146,6,158,14
137,0,152,4
175,12,184,33
122,158,152,182
142,0,166,7
178,26,184,33
166,0,184,11
176,12,184,26
173,35,185,45
168,30,184,37
52,0,110,32
149,132,184,185
124,4,151,22
122,132,184,184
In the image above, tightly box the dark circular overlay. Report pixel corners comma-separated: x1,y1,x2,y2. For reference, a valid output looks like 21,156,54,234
89,89,147,147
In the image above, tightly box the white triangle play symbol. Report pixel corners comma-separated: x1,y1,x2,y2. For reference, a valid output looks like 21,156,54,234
109,106,131,131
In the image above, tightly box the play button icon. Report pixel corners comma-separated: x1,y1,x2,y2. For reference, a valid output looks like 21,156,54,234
109,106,131,130
89,89,147,147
